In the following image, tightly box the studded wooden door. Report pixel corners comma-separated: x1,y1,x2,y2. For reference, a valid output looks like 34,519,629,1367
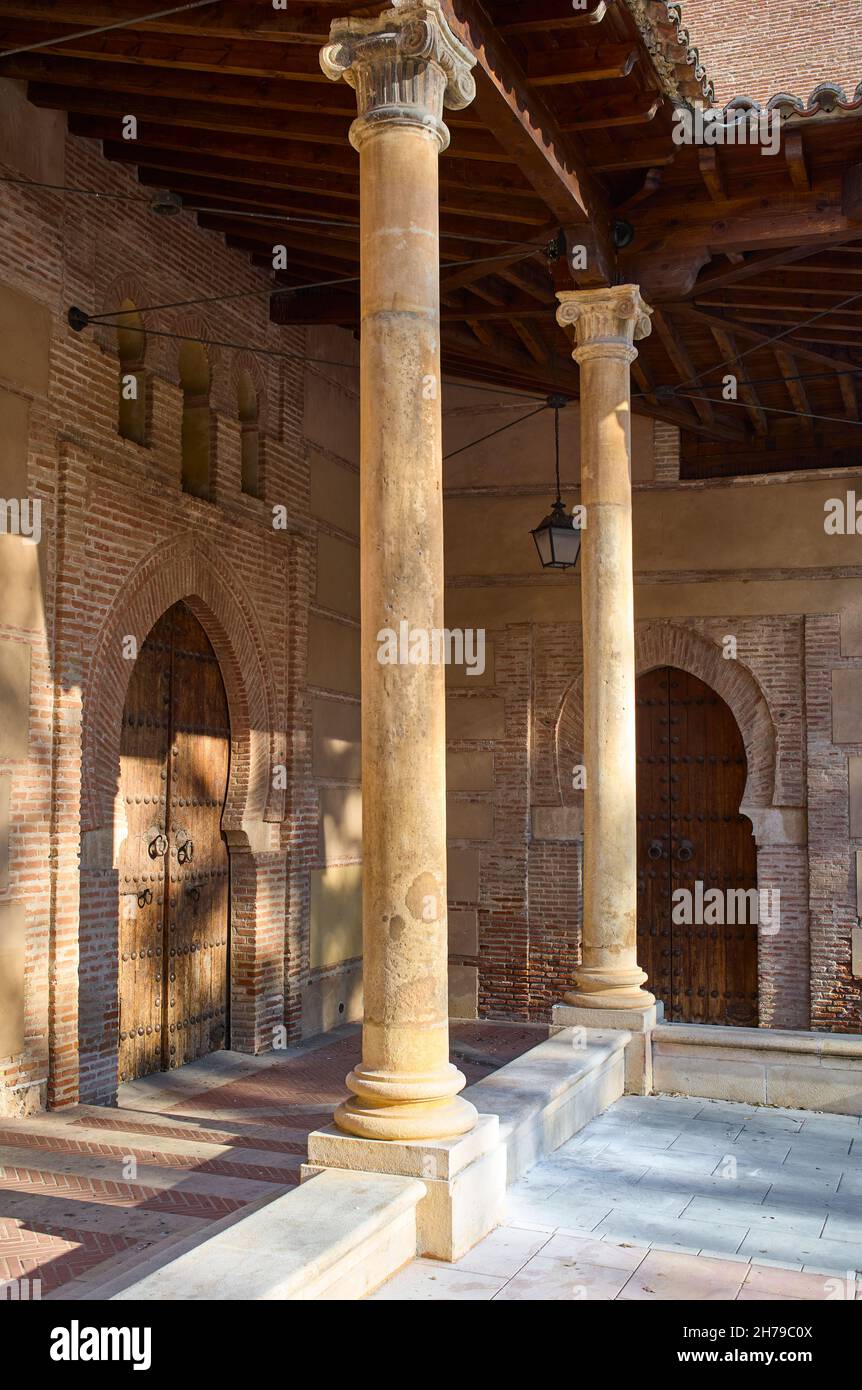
118,601,231,1082
636,667,758,1026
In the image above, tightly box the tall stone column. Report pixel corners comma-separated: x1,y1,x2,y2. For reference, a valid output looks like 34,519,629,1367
319,2,478,1142
555,287,655,1014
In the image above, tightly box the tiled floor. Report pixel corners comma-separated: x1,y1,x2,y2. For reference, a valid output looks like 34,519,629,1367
373,1094,862,1301
0,1021,538,1299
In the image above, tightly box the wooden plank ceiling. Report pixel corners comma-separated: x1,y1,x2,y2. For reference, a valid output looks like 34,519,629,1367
1,0,861,476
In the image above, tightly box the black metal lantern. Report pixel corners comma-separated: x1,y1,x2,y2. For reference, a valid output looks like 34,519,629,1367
530,397,581,570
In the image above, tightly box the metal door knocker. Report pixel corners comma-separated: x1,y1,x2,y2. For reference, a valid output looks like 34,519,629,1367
177,837,194,865
186,885,201,904
647,839,664,861
148,833,168,858
677,839,694,862
137,888,153,908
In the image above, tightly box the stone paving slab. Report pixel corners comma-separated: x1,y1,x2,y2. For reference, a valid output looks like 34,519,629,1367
374,1093,862,1301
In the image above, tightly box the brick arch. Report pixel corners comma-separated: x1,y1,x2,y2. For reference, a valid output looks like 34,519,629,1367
81,535,280,848
92,274,176,374
555,622,777,815
229,350,269,437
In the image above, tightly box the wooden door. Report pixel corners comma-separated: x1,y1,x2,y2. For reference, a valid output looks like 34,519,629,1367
118,601,231,1082
636,667,758,1026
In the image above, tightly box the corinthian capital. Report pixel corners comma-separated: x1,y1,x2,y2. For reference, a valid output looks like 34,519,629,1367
320,0,477,151
556,285,653,365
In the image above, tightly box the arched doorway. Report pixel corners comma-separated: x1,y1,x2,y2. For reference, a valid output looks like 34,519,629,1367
636,667,758,1026
117,601,231,1081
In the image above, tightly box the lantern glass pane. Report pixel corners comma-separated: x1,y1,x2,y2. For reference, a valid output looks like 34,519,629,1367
533,524,553,565
552,524,581,568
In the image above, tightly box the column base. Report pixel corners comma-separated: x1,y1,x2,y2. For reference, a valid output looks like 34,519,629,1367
333,1091,479,1142
303,1113,505,1261
563,966,655,1012
552,1002,660,1096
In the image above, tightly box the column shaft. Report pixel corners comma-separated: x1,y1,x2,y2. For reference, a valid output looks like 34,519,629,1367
556,287,655,1011
321,1,478,1140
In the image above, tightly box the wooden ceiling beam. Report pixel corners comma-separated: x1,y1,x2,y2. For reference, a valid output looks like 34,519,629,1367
708,326,768,435
668,303,862,375
441,0,616,284
774,349,815,436
29,81,510,161
511,319,550,364
652,309,716,429
783,133,810,193
560,94,660,132
496,0,613,34
0,20,337,74
0,48,333,93
525,43,639,86
679,240,862,300
697,149,726,203
122,148,542,223
839,374,860,420
631,196,858,257
71,113,533,195
694,296,862,319
0,1,335,43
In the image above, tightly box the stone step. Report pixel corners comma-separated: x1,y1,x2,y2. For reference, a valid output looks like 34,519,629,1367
45,1190,284,1301
0,1187,212,1241
0,1119,303,1185
68,1104,313,1152
0,1143,286,1200
111,1168,426,1301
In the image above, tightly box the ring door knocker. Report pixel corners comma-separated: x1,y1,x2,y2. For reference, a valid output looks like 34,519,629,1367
148,831,168,860
677,838,694,863
647,839,664,861
176,832,194,866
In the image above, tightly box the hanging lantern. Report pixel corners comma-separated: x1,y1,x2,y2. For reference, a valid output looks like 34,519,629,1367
530,397,581,570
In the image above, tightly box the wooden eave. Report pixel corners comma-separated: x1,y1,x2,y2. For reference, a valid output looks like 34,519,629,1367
1,0,861,475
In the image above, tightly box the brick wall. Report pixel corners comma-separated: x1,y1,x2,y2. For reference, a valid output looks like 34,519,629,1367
0,106,361,1111
678,0,862,105
806,614,862,1030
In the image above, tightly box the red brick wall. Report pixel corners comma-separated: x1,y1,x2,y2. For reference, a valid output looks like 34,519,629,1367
806,614,862,1031
678,0,862,105
0,117,342,1110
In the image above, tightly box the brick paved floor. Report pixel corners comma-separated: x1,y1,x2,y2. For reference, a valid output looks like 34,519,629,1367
0,1021,539,1299
374,1094,862,1301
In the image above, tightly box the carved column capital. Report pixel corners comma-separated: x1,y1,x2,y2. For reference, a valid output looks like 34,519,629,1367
556,285,653,365
320,0,477,152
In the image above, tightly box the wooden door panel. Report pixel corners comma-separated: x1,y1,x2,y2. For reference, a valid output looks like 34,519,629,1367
118,614,171,1083
165,603,230,1070
636,668,672,1008
118,601,230,1081
636,666,758,1026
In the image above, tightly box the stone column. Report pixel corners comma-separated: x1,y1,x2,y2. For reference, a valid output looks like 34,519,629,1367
319,2,477,1142
555,287,655,1015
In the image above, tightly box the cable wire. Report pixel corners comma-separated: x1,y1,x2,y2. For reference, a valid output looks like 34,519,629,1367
676,392,862,430
0,0,222,59
0,174,150,202
444,405,550,461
